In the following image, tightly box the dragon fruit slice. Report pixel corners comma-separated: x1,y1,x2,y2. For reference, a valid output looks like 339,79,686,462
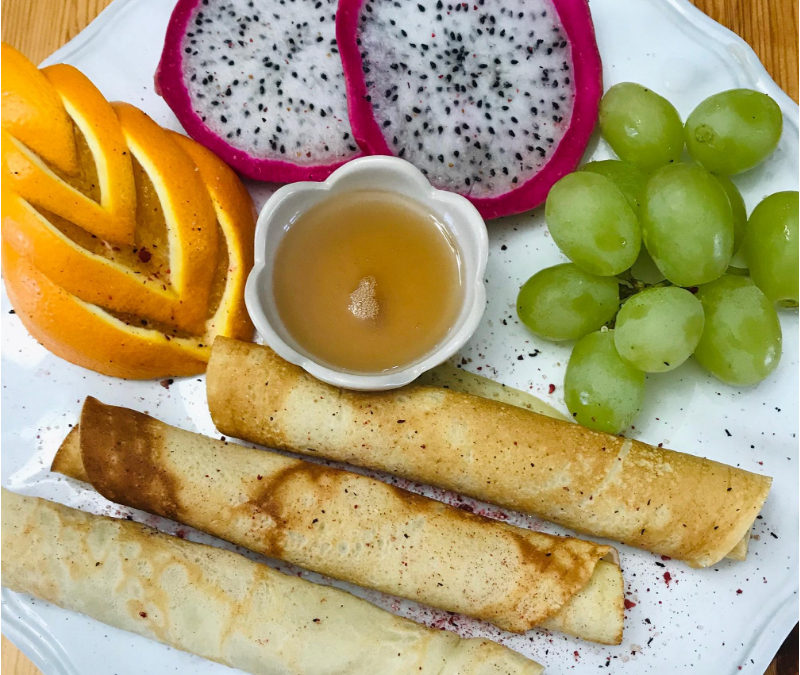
337,0,602,219
155,0,362,182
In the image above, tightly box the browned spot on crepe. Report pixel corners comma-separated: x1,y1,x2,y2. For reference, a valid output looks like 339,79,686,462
80,396,181,521
243,460,337,558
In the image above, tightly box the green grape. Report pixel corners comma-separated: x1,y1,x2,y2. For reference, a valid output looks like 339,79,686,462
580,160,648,212
598,82,684,172
684,89,783,175
743,191,799,306
516,264,619,341
641,163,734,286
694,275,782,386
629,246,666,284
564,329,645,434
545,172,640,276
713,174,747,264
614,287,704,373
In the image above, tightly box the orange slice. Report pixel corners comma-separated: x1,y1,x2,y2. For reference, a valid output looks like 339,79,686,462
2,243,208,379
171,132,256,340
1,43,78,175
1,45,255,379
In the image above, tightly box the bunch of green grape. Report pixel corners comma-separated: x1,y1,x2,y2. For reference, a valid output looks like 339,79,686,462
517,82,798,435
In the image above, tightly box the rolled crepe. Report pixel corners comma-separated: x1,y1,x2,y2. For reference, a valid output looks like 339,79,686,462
2,490,542,674
206,337,772,568
51,397,624,644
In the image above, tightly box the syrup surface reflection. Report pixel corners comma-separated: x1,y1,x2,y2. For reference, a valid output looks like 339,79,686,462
272,190,463,373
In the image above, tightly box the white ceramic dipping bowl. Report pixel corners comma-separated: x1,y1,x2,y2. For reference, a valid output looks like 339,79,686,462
245,156,489,390
245,155,489,391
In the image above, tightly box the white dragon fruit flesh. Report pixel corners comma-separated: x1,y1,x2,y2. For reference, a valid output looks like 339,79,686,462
336,0,602,218
156,0,602,219
156,0,362,181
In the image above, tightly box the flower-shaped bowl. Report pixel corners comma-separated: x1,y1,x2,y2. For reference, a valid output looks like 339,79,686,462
245,155,488,390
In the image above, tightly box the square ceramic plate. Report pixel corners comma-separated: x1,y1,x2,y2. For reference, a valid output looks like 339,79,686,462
2,0,797,673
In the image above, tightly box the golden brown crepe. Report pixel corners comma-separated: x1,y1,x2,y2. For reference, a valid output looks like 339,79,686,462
2,489,543,674
206,337,772,568
52,397,624,644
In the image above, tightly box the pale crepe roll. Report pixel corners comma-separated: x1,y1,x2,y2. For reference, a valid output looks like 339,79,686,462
206,337,772,568
52,397,624,644
2,490,542,674
419,361,754,560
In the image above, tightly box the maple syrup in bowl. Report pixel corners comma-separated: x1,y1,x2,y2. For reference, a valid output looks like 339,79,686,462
246,156,488,390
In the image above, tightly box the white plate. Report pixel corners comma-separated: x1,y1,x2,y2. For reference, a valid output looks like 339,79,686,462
2,0,797,673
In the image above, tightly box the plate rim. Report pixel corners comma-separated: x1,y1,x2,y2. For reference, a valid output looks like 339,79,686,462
7,0,799,673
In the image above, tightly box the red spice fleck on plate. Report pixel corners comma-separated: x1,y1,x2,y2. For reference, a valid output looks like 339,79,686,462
624,599,637,609
663,571,672,586
548,383,556,394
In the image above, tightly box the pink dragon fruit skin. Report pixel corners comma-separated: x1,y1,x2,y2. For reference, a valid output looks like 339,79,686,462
155,0,363,182
336,0,603,219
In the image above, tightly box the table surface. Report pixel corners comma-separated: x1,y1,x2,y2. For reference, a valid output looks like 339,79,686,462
1,0,798,674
